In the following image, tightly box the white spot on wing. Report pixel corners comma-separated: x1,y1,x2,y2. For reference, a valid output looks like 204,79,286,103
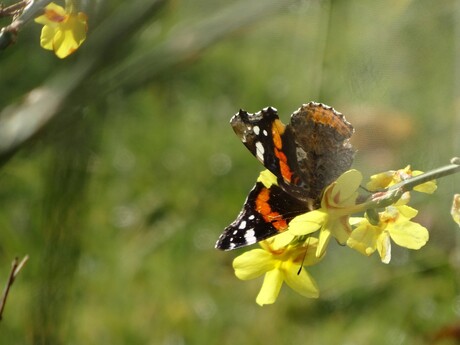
244,229,256,244
253,126,260,136
263,129,268,136
255,141,265,162
248,215,255,220
238,221,247,229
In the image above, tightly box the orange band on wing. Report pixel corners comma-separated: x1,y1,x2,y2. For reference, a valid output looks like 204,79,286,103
271,120,285,148
275,149,293,182
271,120,294,183
255,188,288,232
307,106,353,138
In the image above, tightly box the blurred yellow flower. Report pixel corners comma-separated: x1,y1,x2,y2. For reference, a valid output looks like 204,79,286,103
289,170,363,257
35,2,88,58
347,205,429,263
233,236,321,306
452,194,460,227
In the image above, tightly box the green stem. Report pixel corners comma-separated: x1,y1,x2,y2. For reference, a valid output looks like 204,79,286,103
357,158,460,213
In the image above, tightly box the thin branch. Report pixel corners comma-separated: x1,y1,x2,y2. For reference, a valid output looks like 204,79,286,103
0,0,51,50
389,157,460,193
356,158,460,212
0,255,29,321
2,0,51,27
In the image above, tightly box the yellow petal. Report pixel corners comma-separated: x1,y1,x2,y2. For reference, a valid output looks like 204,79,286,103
44,2,66,16
410,170,437,193
328,217,352,244
34,2,66,25
302,237,323,266
414,180,437,194
39,25,57,50
366,171,394,191
330,169,362,205
257,169,278,188
233,249,275,280
67,13,88,45
387,221,429,250
271,231,295,249
51,28,68,58
35,14,53,26
284,265,319,298
53,31,77,58
452,194,460,227
396,205,418,219
288,210,325,236
316,227,331,257
256,269,283,306
347,221,378,256
53,15,87,58
377,232,392,264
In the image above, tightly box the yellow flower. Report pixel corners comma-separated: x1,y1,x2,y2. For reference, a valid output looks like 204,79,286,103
452,194,460,227
347,205,429,263
35,2,88,58
367,165,437,194
288,170,363,257
233,236,321,306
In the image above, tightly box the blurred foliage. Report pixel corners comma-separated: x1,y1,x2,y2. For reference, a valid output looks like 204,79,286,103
0,0,459,344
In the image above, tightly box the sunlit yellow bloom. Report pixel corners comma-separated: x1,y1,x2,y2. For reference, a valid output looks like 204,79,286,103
367,165,437,194
452,194,460,227
233,237,321,306
347,205,429,263
35,2,88,58
289,170,363,257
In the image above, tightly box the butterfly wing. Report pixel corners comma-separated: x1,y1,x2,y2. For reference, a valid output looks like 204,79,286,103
230,107,302,187
287,102,355,200
215,181,308,250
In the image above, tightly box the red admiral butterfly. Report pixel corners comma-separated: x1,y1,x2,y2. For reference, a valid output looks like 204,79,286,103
215,102,355,250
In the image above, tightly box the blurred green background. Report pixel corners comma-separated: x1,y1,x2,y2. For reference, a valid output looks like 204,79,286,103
1,0,459,344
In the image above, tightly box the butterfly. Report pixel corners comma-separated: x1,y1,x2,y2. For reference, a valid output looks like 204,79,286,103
215,102,354,250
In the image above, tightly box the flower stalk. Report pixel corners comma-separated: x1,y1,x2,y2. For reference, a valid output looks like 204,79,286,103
388,158,459,193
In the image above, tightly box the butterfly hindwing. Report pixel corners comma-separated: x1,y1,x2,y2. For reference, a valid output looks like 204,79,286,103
215,181,308,251
287,102,355,199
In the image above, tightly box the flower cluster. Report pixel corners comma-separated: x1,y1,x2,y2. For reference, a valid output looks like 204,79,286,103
233,166,439,306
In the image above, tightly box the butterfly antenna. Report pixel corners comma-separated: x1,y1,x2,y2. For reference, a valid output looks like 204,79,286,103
297,247,308,275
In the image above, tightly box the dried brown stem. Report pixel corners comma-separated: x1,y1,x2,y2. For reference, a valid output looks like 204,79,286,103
0,255,29,321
